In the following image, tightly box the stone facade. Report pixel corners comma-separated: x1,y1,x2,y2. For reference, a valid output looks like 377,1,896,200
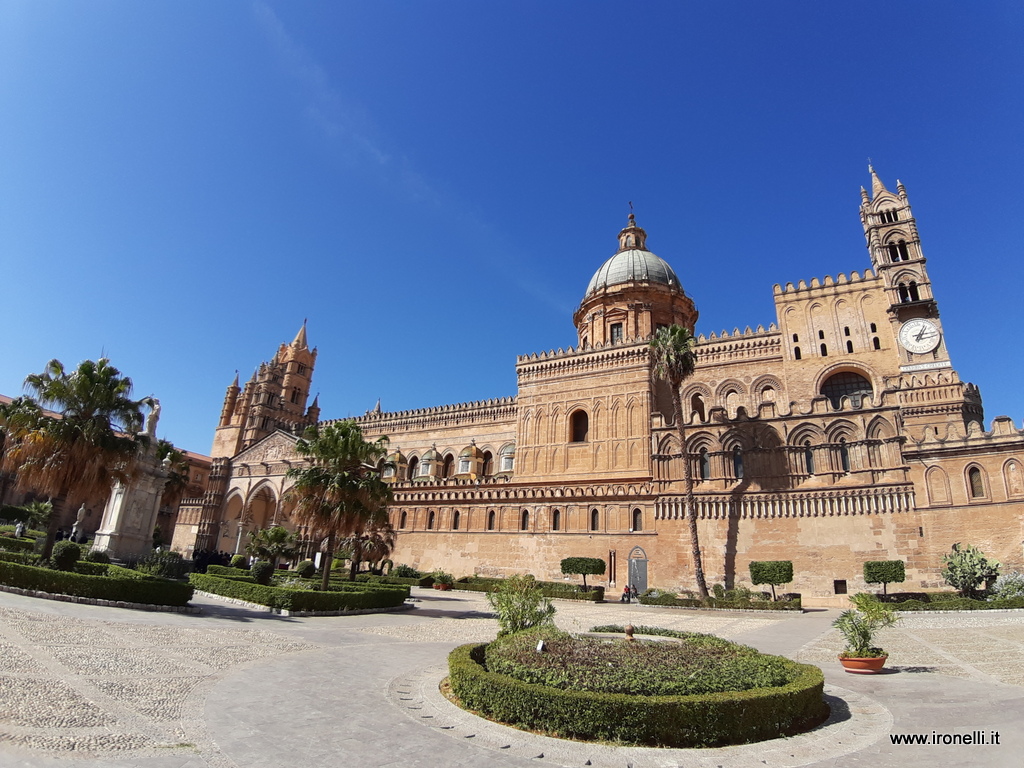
191,170,1024,605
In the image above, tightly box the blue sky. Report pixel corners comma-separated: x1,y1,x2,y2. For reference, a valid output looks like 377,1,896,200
1,2,1022,454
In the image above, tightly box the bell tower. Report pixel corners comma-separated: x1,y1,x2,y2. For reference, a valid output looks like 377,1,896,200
860,167,952,373
210,322,320,458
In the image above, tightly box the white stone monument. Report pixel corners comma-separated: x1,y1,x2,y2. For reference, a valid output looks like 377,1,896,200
91,400,170,559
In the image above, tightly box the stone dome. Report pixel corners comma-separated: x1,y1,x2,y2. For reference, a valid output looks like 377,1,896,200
583,214,682,297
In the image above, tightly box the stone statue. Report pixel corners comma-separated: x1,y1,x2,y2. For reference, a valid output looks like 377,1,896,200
145,399,161,439
71,504,86,539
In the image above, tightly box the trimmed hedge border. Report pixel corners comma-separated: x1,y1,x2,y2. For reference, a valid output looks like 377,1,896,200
448,643,827,747
0,561,194,608
355,573,435,588
453,576,605,602
0,536,37,553
639,591,802,612
189,573,409,613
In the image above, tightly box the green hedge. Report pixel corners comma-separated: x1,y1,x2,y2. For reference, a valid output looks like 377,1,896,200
448,643,827,747
0,524,46,538
0,550,40,565
453,576,604,602
0,536,37,553
0,561,193,606
73,562,109,576
868,591,1024,611
355,573,435,588
639,590,802,611
189,573,408,612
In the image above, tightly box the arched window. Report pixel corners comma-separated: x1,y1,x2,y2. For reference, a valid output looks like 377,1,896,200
520,510,530,531
846,340,854,353
590,508,600,531
794,346,801,360
821,371,873,409
482,451,493,476
452,510,461,530
570,410,589,442
898,283,911,303
897,240,910,260
732,447,744,479
699,448,710,480
820,343,828,356
839,439,851,473
499,444,515,473
872,337,881,350
870,322,877,332
968,466,985,498
804,440,815,475
690,393,706,422
908,281,920,301
551,509,560,531
427,511,435,530
407,456,419,480
487,510,496,531
442,454,455,478
632,508,642,532
399,511,407,529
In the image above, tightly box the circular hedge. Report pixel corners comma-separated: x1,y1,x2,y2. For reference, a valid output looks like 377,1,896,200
448,632,827,747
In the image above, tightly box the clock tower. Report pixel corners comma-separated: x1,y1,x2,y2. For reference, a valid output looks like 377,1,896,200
859,167,951,373
860,167,982,433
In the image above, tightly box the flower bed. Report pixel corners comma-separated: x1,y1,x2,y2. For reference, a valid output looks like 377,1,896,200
448,631,826,747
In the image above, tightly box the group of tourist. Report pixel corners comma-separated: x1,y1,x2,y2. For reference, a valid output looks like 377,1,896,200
620,584,640,603
190,549,235,573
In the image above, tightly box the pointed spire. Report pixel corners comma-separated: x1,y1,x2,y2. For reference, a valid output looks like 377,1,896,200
373,398,382,414
230,371,240,388
292,319,308,349
868,164,888,198
860,186,870,204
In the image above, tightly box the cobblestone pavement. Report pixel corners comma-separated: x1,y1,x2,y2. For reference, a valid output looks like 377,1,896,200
0,588,1022,768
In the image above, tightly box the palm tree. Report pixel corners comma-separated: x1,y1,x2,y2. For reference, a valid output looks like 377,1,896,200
286,420,392,590
0,359,148,559
343,514,396,579
245,525,299,568
157,439,190,510
650,325,708,598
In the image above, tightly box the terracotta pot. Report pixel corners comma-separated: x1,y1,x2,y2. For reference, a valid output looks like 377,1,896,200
434,583,451,591
838,655,888,674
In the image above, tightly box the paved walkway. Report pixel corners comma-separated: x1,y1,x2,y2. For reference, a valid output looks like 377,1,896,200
0,588,1022,768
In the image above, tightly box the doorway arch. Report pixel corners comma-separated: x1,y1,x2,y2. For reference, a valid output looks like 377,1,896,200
627,545,649,594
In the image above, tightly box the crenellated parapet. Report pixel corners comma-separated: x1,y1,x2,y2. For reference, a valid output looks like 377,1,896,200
908,415,1024,448
773,269,878,296
693,325,781,367
516,339,651,382
344,396,517,433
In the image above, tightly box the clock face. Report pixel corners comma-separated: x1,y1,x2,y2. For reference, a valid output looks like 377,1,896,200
899,319,941,354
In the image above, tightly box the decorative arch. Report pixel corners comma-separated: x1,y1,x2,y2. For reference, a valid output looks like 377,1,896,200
1003,459,1024,497
965,464,987,499
752,375,783,404
656,433,680,455
824,419,858,443
631,507,643,532
570,409,590,443
926,466,951,505
818,366,876,409
867,416,897,440
788,423,825,446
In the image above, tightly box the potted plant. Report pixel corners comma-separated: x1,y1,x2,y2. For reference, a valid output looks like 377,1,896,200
432,570,454,590
833,593,899,673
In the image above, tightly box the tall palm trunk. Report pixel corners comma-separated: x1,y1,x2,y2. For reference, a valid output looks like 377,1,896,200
670,385,709,598
348,538,363,582
320,532,334,591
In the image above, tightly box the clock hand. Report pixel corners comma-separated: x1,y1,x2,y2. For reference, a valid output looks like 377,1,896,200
915,328,926,341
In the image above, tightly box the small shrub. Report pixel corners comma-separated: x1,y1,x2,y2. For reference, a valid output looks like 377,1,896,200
942,543,999,598
712,583,726,599
392,563,420,578
486,574,555,636
295,560,316,579
230,554,248,569
136,550,188,580
992,572,1024,600
251,561,275,585
863,560,905,596
749,561,793,601
560,557,606,590
83,549,111,564
431,569,454,585
51,541,81,572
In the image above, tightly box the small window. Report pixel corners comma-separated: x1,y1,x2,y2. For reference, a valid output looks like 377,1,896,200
487,510,496,531
458,458,471,474
383,464,396,478
794,346,801,360
290,388,301,404
870,322,877,333
820,343,828,357
551,509,560,531
427,511,435,530
834,579,848,595
500,446,515,472
407,457,419,479
968,467,985,498
590,508,600,531
733,447,744,479
897,240,910,260
699,448,710,479
818,330,825,340
442,454,455,478
873,337,881,350
691,393,706,422
792,333,799,342
399,511,407,529
521,510,530,531
481,451,493,476
908,281,920,301
839,439,851,473
610,323,623,344
297,363,307,375
570,410,589,442
632,508,642,532
846,340,854,353
452,510,461,530
803,440,815,475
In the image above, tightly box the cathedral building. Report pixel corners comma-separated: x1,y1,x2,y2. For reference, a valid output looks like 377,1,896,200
175,170,1024,605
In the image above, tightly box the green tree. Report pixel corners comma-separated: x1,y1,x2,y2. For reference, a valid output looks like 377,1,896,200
343,516,396,579
156,439,190,510
486,574,556,636
286,421,392,590
649,325,708,598
245,525,299,568
0,359,149,559
560,556,605,591
749,560,794,601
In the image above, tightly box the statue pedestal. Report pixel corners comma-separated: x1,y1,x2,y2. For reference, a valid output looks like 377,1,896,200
92,447,168,560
